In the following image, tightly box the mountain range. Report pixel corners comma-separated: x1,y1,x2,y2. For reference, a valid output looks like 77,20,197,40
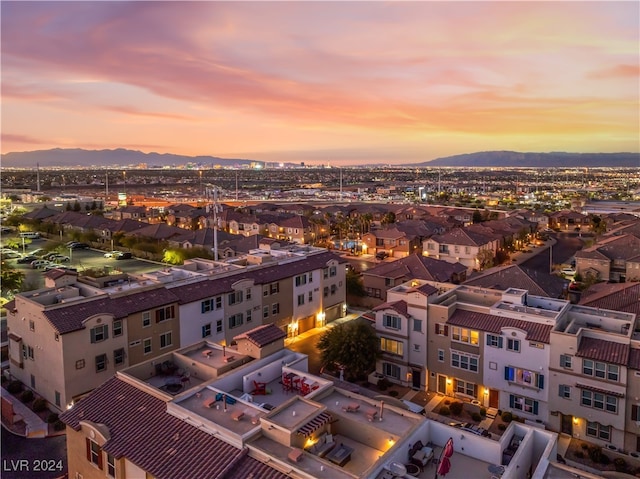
1,148,639,168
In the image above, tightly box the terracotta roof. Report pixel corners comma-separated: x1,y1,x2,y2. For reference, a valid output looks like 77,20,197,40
447,309,552,343
464,264,565,298
431,227,496,247
234,324,286,348
44,288,179,335
576,337,629,366
373,300,408,317
580,282,640,316
222,453,288,479
44,269,78,280
60,377,285,479
364,253,466,283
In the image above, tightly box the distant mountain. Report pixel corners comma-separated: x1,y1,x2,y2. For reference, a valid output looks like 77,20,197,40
0,148,257,168
417,151,640,168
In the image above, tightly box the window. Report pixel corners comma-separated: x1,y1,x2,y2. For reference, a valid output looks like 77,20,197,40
413,319,422,332
295,274,307,286
160,332,172,349
22,344,26,360
143,338,152,355
455,379,477,397
202,323,211,338
229,313,243,329
114,348,125,366
113,320,123,337
324,267,328,279
201,299,215,313
55,333,59,342
632,404,640,421
451,327,479,345
96,354,107,372
451,351,479,372
586,421,611,441
263,306,269,319
297,294,305,306
55,391,61,407
27,346,34,360
90,325,108,343
435,323,448,336
227,291,243,306
382,362,401,379
581,389,618,413
380,338,403,356
438,349,445,362
29,320,34,332
246,309,252,323
270,282,280,294
506,338,521,352
87,439,103,469
155,305,175,322
308,291,313,302
329,266,337,277
76,359,85,370
510,394,539,415
504,366,544,389
216,320,222,333
324,287,329,297
413,344,420,352
330,284,337,295
106,453,116,478
529,341,544,349
142,312,151,328
245,288,252,300
582,360,618,381
263,287,269,297
560,354,572,368
559,385,571,399
215,296,222,309
31,374,35,389
382,314,401,330
486,334,503,348
308,272,313,283
272,303,280,315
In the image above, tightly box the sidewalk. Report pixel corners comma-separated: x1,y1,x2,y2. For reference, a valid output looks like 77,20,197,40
1,386,48,437
284,309,365,346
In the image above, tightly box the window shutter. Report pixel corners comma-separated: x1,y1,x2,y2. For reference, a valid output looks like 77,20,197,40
632,405,639,421
537,374,544,390
90,329,96,343
104,325,108,340
558,385,564,397
86,438,91,461
156,310,161,323
498,337,503,348
486,335,491,346
435,323,439,334
97,448,103,470
201,302,206,314
444,325,448,336
533,401,539,415
509,395,515,408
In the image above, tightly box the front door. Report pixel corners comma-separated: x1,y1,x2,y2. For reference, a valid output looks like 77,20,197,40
412,369,421,389
437,374,447,395
561,414,573,435
489,389,499,409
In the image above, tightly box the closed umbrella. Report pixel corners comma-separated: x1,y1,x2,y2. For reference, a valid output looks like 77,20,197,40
443,437,454,458
435,437,454,479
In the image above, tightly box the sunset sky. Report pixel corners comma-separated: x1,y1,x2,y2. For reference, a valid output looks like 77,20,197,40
2,1,638,165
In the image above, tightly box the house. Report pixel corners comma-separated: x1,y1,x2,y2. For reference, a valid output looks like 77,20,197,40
548,209,590,231
464,264,567,299
574,234,640,282
424,227,500,272
362,227,420,258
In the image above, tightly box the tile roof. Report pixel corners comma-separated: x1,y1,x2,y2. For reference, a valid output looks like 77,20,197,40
44,288,179,334
234,324,286,348
576,336,629,366
364,253,466,282
580,282,640,315
60,377,285,479
447,309,552,343
431,227,496,247
373,300,408,317
44,269,78,280
464,264,565,298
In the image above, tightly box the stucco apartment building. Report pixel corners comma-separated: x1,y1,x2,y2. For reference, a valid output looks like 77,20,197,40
371,279,640,453
6,245,347,412
423,227,500,272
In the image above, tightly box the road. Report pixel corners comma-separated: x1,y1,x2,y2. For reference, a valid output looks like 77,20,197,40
520,233,584,272
1,431,67,479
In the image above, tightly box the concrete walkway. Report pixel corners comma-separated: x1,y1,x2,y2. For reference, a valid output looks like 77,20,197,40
284,309,366,346
1,386,48,438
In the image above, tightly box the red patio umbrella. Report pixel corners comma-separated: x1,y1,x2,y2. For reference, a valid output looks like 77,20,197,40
437,456,451,476
443,437,454,458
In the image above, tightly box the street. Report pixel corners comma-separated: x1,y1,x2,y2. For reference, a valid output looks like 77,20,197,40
520,233,584,271
1,431,67,479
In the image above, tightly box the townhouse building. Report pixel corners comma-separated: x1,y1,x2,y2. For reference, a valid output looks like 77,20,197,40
575,234,640,282
424,227,500,272
362,227,419,259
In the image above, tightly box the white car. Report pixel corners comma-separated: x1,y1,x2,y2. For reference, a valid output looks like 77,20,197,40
30,259,51,269
560,268,576,278
104,251,122,258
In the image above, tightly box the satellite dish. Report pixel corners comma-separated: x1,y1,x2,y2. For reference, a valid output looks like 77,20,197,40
389,462,407,476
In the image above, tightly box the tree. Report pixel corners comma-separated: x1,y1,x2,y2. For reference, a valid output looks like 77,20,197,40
317,321,379,381
476,249,495,270
472,210,483,224
1,268,25,294
381,212,396,225
346,268,366,297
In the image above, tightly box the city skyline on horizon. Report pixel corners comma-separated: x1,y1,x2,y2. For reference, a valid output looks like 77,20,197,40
2,1,639,166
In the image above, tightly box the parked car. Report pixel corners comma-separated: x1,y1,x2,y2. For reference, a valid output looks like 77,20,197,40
1,251,21,259
30,260,51,269
115,252,133,260
104,251,122,258
70,242,89,249
560,268,576,278
44,263,65,271
17,255,38,264
375,251,389,260
43,252,62,261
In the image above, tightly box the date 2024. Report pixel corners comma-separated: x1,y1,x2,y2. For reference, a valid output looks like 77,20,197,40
3,459,64,472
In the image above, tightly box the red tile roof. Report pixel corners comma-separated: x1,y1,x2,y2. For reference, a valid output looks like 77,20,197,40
447,309,552,343
576,336,629,366
234,324,286,348
373,300,408,317
580,283,640,316
60,377,287,479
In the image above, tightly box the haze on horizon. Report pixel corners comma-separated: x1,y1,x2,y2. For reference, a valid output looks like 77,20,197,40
1,1,638,167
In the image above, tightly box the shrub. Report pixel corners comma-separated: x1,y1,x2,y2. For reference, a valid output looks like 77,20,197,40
480,407,486,417
47,412,59,424
575,451,584,459
449,402,463,416
599,454,610,465
588,446,602,463
54,420,66,431
20,390,34,403
497,409,502,416
614,457,627,472
389,390,399,397
501,411,513,422
498,424,506,431
439,406,451,416
471,412,482,422
580,443,589,450
32,398,47,412
377,378,391,391
444,400,451,405
7,381,23,394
